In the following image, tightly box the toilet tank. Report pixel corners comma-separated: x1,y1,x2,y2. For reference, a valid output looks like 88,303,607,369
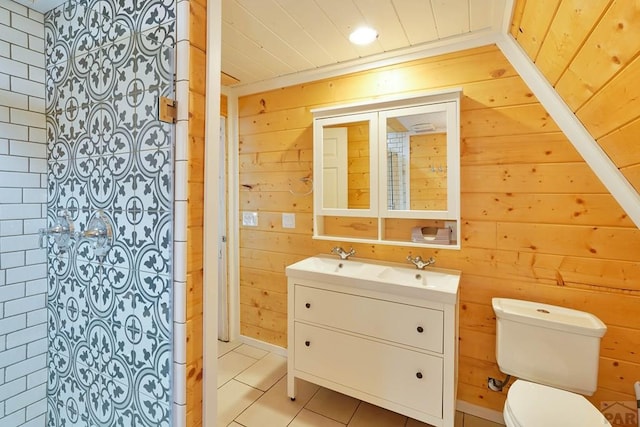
492,298,606,395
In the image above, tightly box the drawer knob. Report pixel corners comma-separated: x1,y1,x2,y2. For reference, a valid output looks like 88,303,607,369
305,303,311,308
416,326,424,333
305,340,310,347
416,372,423,379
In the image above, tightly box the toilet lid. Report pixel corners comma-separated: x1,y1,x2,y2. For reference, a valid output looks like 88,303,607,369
505,380,611,427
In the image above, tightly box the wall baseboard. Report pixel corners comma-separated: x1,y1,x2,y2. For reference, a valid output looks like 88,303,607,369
456,400,505,425
238,335,288,357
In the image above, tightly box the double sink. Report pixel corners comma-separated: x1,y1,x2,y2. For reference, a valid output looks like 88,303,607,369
286,255,460,304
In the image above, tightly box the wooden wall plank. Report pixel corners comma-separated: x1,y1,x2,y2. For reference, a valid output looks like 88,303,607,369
535,0,613,85
237,43,640,418
555,0,640,110
515,0,561,60
598,117,640,168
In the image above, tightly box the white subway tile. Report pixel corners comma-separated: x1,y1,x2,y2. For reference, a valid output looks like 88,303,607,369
0,154,28,172
173,280,186,323
0,219,23,236
175,119,188,161
173,241,186,282
27,9,44,24
0,104,9,121
176,0,189,42
0,346,26,370
0,368,4,386
11,45,44,69
10,76,43,98
25,249,46,266
26,368,47,389
22,219,45,234
26,338,46,358
0,188,22,203
0,138,7,154
0,40,9,57
5,262,46,285
0,89,28,109
175,41,189,82
0,171,40,187
28,65,45,84
0,72,9,90
27,97,44,115
11,14,43,41
175,78,189,120
0,203,42,219
22,188,46,203
6,323,46,348
173,362,186,405
9,140,46,158
2,1,28,16
174,159,187,201
0,7,9,25
172,403,186,427
10,109,45,128
25,278,46,296
4,354,46,382
1,123,29,141
0,409,25,426
173,321,186,363
0,313,26,335
0,251,25,269
25,401,46,423
0,283,25,302
0,57,28,78
174,200,187,241
5,383,46,414
28,157,46,173
4,294,44,317
0,23,27,47
26,308,46,326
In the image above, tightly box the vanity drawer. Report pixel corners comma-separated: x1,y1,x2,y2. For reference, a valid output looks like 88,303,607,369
294,322,443,418
294,285,443,353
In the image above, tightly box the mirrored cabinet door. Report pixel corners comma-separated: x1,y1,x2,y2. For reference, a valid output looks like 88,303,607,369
378,102,459,219
314,112,378,217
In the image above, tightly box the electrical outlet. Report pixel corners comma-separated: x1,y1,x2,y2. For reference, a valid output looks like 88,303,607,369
242,211,258,227
282,213,296,229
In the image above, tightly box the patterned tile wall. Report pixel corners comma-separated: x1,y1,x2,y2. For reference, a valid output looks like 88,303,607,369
0,2,48,426
44,0,176,425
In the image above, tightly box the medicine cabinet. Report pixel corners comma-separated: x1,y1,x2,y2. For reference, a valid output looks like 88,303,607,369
312,89,461,249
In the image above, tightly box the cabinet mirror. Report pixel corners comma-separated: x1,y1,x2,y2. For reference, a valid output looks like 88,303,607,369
379,102,458,218
315,112,378,216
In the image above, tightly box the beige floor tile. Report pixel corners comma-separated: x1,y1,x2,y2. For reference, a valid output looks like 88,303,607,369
347,402,407,427
305,387,359,424
217,379,263,426
218,340,242,357
218,350,258,387
463,414,504,427
235,352,287,391
235,376,320,427
290,408,347,427
227,423,244,427
234,343,270,359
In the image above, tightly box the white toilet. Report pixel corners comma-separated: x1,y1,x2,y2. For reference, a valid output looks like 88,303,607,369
492,298,612,427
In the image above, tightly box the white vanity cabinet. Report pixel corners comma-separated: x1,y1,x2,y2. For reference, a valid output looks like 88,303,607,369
286,257,460,427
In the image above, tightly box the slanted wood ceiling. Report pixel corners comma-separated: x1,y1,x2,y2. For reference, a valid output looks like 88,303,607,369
511,0,640,198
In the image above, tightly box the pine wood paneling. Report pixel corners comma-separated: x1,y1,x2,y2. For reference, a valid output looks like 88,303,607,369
514,0,562,60
238,43,640,415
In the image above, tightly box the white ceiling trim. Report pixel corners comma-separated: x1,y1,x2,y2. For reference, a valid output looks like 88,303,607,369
231,29,502,97
497,34,640,229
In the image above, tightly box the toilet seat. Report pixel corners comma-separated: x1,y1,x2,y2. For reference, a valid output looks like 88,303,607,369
504,380,611,427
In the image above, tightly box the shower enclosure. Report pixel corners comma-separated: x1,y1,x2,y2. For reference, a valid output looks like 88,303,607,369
0,0,179,425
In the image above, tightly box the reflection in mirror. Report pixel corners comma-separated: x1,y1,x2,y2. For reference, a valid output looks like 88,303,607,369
322,121,370,210
386,111,447,211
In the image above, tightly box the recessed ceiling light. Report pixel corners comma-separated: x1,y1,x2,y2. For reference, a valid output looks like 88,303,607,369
349,27,378,45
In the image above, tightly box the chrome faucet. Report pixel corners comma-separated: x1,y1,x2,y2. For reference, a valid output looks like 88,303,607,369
331,246,355,260
407,254,435,270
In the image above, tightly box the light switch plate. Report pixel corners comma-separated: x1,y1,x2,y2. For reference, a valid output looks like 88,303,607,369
242,211,258,226
282,213,296,229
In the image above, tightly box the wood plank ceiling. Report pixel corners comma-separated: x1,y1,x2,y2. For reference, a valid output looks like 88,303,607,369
222,0,508,88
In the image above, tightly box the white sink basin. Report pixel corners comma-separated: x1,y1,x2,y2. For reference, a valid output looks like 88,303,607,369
286,255,460,303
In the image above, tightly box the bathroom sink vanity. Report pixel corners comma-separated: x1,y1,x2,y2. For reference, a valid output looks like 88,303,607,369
286,255,460,427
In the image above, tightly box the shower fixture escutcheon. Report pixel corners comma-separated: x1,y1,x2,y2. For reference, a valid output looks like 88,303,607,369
76,210,113,259
39,209,75,250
